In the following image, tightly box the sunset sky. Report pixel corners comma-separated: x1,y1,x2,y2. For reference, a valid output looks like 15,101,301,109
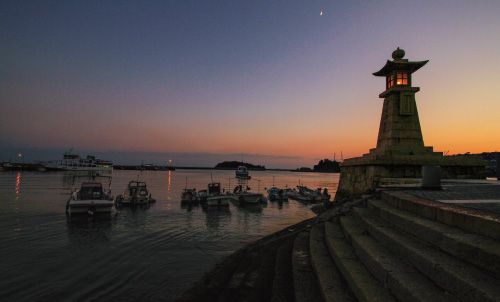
1,1,499,168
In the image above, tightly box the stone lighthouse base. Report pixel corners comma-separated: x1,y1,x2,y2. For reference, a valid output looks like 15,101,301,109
336,153,486,200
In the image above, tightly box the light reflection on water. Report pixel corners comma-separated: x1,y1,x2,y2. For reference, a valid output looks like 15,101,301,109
0,169,338,301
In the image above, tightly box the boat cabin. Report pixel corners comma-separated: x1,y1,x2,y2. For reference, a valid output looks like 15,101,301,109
208,183,221,196
127,181,148,198
80,182,103,199
236,166,250,179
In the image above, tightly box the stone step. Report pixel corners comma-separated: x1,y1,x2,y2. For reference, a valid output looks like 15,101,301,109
271,236,295,302
368,198,500,276
352,204,500,302
324,220,397,302
339,214,456,302
380,190,500,240
292,230,322,302
309,222,356,302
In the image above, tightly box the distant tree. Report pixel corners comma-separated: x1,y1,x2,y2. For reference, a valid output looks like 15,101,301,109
313,159,340,173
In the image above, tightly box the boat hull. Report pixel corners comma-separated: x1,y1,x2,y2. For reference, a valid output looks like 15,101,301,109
206,196,230,206
236,193,262,204
67,200,114,215
118,197,150,205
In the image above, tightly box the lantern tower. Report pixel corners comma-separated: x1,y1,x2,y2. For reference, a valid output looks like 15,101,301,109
371,47,433,155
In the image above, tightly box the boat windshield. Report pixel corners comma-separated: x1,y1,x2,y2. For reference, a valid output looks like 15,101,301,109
208,183,220,195
80,182,103,199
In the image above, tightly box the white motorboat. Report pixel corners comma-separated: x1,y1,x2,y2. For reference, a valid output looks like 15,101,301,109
41,148,113,171
116,180,155,205
66,175,114,215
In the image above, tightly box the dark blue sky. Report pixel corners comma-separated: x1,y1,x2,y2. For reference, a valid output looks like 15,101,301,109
1,1,499,167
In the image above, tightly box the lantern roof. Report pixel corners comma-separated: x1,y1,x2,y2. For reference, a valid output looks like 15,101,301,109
373,47,428,77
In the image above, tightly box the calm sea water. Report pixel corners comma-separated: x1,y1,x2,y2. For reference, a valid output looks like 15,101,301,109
0,169,338,301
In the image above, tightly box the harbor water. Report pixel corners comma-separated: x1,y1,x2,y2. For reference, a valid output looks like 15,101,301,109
0,169,339,301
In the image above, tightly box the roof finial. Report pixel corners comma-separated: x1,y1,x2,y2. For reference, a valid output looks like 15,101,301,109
392,47,405,60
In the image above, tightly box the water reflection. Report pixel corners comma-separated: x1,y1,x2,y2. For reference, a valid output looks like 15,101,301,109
66,215,114,246
0,170,338,301
204,206,231,230
230,199,263,213
180,201,200,212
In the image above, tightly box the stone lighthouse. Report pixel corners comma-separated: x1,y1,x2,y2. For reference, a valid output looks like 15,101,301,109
372,47,433,156
335,48,486,199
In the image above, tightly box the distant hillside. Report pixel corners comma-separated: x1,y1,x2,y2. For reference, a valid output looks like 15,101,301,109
313,159,341,173
215,161,266,170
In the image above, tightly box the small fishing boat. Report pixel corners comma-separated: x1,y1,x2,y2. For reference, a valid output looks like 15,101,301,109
181,189,200,202
66,175,114,215
200,182,230,206
232,167,263,203
267,187,288,201
288,185,330,202
181,177,200,202
115,180,155,205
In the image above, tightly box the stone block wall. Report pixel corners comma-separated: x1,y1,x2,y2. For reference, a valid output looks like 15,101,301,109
335,156,486,200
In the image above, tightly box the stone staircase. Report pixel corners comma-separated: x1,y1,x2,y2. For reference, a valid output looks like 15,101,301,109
309,190,500,302
176,190,500,302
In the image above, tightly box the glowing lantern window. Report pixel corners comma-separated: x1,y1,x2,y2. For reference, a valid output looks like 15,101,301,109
386,74,394,89
396,73,408,85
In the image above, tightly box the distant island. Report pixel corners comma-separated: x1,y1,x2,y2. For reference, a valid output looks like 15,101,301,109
292,159,341,173
215,161,266,170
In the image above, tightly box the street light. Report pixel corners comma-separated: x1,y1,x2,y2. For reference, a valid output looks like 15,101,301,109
18,153,24,170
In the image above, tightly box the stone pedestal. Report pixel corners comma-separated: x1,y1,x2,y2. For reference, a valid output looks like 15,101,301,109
336,154,486,199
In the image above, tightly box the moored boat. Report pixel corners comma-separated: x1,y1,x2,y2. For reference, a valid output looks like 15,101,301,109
66,175,114,215
41,148,113,171
288,185,330,202
201,182,230,206
181,188,200,202
232,166,264,203
267,187,288,201
181,177,200,203
115,180,155,205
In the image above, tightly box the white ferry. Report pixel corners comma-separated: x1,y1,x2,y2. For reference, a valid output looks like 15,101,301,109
41,148,113,171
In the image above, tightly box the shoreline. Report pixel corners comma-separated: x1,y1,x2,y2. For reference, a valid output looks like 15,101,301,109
173,202,335,302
